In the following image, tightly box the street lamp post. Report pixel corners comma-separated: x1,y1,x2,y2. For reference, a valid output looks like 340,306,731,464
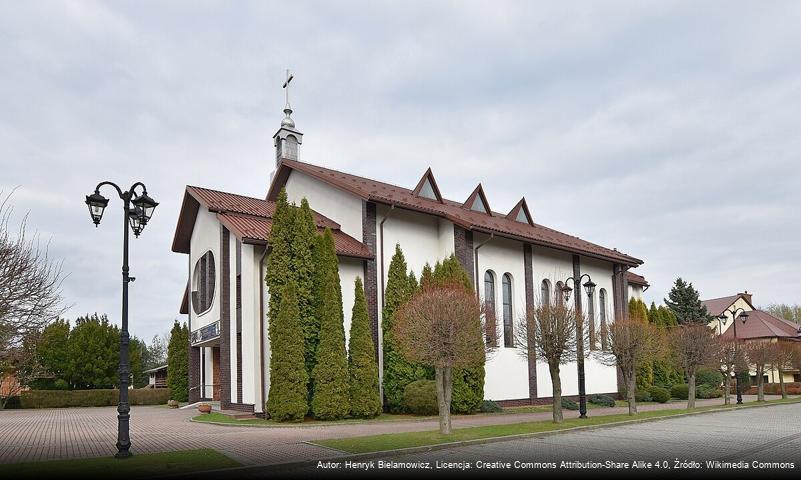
717,308,749,405
561,274,596,419
85,181,157,459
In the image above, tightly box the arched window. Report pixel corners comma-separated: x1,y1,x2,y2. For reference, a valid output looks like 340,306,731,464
502,273,513,347
586,289,596,350
484,271,497,347
192,251,216,315
555,281,565,305
599,288,608,350
540,279,551,307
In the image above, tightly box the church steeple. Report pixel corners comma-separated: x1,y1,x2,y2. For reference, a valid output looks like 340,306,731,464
273,69,303,166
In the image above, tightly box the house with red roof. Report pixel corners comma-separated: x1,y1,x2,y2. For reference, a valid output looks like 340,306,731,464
172,100,648,414
702,292,801,383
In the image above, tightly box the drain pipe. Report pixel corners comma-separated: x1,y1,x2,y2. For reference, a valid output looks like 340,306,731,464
473,232,495,294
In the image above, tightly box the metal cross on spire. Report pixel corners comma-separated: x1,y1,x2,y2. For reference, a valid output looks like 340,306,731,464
282,69,294,109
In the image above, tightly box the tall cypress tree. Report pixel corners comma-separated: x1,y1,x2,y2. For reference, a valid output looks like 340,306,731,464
266,280,308,422
382,244,428,412
265,189,296,334
431,255,485,414
311,229,350,419
348,277,381,417
293,199,318,383
167,320,189,401
664,278,711,325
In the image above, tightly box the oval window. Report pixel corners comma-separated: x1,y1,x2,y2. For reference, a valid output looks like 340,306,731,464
192,251,215,314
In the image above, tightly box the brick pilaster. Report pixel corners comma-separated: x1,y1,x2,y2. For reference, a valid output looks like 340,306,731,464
523,243,537,400
220,227,232,409
453,225,474,286
362,201,379,363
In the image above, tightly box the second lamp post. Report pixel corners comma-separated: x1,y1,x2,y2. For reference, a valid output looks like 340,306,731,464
561,274,596,418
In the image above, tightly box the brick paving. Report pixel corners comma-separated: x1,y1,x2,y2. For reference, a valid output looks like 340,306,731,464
0,395,793,466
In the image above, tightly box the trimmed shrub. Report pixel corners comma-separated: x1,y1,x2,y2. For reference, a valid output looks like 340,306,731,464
647,385,670,403
634,390,652,403
479,400,503,413
561,397,579,410
19,388,170,408
53,379,70,390
403,380,438,416
671,383,689,400
1,396,22,409
696,384,723,399
696,368,724,388
588,394,616,407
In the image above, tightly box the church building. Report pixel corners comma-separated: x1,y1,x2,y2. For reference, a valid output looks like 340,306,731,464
171,91,647,414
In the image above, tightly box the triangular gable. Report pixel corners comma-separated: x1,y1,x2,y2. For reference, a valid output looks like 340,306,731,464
412,167,443,203
463,184,491,215
506,197,533,225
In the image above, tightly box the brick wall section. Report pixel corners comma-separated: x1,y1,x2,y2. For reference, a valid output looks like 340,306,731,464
362,201,379,363
453,225,474,285
188,345,200,403
219,227,232,409
523,243,537,400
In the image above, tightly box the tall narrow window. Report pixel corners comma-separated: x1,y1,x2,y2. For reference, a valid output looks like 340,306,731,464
484,271,497,347
587,290,596,350
502,273,513,347
599,289,608,350
555,281,565,305
540,279,551,307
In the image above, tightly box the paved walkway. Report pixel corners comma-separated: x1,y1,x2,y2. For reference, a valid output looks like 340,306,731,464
0,395,792,466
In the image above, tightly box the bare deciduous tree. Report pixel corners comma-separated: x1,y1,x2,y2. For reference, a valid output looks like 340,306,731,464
514,301,581,423
670,324,720,408
596,315,662,415
769,341,797,399
0,192,67,407
394,282,486,434
744,340,772,402
718,338,746,405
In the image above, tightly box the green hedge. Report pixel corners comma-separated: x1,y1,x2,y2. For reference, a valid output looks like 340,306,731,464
670,383,689,400
20,388,171,409
403,380,438,416
647,385,671,403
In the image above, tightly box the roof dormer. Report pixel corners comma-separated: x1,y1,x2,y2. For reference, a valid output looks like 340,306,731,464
412,167,443,203
506,197,533,225
463,184,491,215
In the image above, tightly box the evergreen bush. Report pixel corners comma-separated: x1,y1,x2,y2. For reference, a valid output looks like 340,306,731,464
696,384,723,399
403,380,438,416
588,394,616,407
634,390,652,403
670,383,690,400
561,397,579,410
647,385,670,403
479,400,503,413
347,277,381,418
166,320,189,402
311,229,350,420
696,368,724,388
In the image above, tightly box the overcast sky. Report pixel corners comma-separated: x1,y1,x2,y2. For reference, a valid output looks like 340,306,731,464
2,1,800,341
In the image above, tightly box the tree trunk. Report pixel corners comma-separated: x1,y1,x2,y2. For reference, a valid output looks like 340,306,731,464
757,366,764,402
778,366,786,399
623,369,637,415
723,371,731,405
549,362,563,423
435,367,452,434
687,372,696,409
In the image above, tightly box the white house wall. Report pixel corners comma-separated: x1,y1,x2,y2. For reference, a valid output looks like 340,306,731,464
628,284,643,300
240,243,259,407
203,346,214,398
578,257,619,396
474,233,529,401
712,297,753,334
284,169,364,240
189,208,221,331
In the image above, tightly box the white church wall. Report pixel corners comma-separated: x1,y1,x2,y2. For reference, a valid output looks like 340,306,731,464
579,257,619,396
474,233,530,401
628,284,643,300
339,257,363,348
189,208,221,332
261,255,271,409
240,243,259,407
203,346,214,398
284,169,363,240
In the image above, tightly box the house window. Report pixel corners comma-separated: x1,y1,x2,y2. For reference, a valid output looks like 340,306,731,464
192,251,216,315
540,279,551,307
599,288,608,350
555,281,565,305
484,271,497,347
587,290,596,350
502,273,513,347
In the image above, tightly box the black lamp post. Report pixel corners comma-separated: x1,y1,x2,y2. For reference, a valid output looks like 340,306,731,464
561,274,596,418
85,181,157,459
718,308,749,405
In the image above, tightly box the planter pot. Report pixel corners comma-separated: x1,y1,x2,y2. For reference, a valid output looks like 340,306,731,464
197,403,212,414
167,399,179,409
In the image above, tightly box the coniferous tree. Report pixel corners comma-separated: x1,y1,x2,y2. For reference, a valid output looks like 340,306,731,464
431,255,485,414
382,244,429,412
664,278,711,325
36,318,70,388
348,277,381,417
311,229,350,419
293,199,318,385
68,314,119,389
265,189,296,334
630,298,654,389
266,280,308,422
167,320,189,401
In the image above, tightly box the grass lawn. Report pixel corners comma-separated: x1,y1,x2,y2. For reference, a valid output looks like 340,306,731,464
315,397,801,454
192,411,430,426
5,448,240,478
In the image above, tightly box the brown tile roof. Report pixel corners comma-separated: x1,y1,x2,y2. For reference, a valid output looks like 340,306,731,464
701,293,754,317
268,160,643,266
720,310,801,341
625,271,649,287
172,186,372,259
